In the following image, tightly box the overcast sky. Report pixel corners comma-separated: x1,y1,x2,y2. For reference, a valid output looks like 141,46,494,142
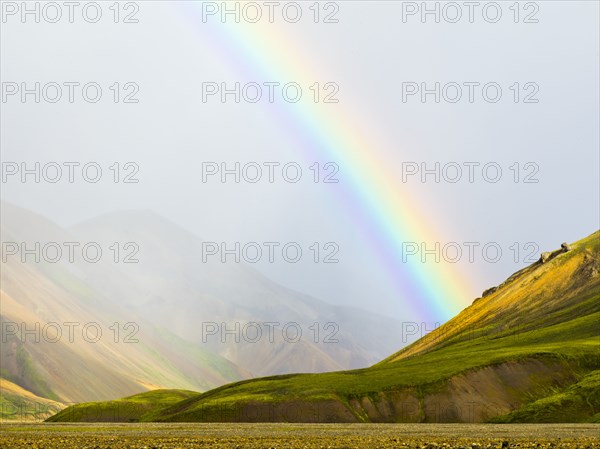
1,1,598,321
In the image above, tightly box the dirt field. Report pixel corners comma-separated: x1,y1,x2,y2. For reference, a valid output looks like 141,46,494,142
0,423,598,448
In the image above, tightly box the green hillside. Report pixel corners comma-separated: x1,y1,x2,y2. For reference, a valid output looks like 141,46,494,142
48,231,600,423
46,389,197,423
489,369,600,423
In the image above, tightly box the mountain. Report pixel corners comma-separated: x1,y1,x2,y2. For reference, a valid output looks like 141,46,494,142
49,231,600,423
67,209,404,375
0,202,248,409
1,202,403,418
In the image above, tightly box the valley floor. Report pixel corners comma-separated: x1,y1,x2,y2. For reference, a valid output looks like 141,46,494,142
0,423,598,448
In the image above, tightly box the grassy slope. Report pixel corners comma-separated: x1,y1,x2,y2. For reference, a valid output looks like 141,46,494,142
46,389,197,423
48,232,600,423
489,370,600,423
383,232,600,364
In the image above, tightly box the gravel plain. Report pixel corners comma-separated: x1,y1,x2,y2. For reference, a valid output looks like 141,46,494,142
0,423,598,449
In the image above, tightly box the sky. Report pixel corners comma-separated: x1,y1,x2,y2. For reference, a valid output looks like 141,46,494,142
1,1,599,322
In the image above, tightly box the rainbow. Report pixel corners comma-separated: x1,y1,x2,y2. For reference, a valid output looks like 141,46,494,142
180,3,474,322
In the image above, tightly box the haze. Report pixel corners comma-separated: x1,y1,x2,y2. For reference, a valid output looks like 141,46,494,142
1,1,598,325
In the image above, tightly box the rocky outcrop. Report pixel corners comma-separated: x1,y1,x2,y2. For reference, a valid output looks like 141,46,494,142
540,241,572,264
482,286,498,297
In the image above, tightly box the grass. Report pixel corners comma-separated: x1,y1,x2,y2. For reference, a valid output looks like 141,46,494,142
490,370,600,422
46,389,197,423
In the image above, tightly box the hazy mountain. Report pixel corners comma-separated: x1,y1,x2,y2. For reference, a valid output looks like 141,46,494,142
68,209,404,375
0,202,404,417
0,202,248,407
